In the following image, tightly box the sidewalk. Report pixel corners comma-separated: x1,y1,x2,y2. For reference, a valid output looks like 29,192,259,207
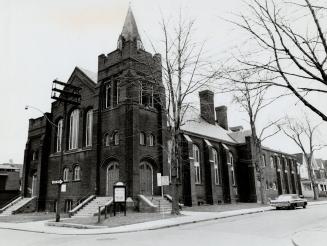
0,200,326,235
292,230,327,246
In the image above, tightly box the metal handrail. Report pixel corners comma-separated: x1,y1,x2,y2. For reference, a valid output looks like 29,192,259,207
70,192,94,210
0,195,22,212
68,194,95,217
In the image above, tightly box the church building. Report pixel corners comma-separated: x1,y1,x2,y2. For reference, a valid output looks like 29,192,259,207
21,7,302,213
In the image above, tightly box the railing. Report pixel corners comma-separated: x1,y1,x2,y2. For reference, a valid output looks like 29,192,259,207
164,194,183,209
97,198,114,223
0,195,22,213
68,194,95,217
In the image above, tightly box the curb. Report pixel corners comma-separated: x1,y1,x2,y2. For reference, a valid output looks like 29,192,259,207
0,208,273,235
0,201,326,235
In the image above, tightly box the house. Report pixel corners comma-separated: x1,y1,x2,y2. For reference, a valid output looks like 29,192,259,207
0,163,22,208
21,7,301,213
295,153,327,198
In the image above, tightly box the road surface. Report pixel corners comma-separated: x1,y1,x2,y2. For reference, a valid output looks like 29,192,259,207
1,204,326,246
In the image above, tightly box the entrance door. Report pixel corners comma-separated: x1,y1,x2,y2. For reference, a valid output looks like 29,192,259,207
139,161,153,195
106,162,119,196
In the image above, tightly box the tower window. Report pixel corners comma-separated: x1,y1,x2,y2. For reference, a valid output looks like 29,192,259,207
104,133,110,147
140,82,154,107
140,132,146,145
56,119,63,152
105,83,112,108
113,131,119,146
149,134,155,146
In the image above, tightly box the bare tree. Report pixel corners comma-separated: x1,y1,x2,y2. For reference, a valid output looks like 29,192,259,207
222,69,281,204
148,12,219,214
231,0,327,121
277,115,325,200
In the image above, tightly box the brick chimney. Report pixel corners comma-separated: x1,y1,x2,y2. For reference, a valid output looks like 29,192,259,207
215,106,228,130
199,90,215,125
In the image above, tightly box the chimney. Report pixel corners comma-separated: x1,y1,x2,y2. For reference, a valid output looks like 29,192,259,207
215,106,228,130
199,90,215,125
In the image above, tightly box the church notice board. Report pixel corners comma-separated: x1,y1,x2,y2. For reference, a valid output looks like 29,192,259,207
113,182,126,216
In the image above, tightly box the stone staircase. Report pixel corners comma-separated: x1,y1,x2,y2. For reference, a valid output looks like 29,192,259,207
73,196,112,217
147,196,172,214
0,197,35,216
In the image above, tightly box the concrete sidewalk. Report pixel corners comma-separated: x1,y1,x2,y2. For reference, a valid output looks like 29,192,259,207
292,230,327,246
0,200,326,236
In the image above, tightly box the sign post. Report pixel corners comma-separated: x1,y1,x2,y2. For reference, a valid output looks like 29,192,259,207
113,182,126,216
157,173,170,198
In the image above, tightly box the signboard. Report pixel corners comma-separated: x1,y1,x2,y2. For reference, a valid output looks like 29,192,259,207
51,180,63,185
161,176,170,186
114,187,126,202
61,184,66,192
113,181,127,216
157,173,162,186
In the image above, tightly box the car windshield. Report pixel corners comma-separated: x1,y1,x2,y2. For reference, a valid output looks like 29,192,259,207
277,195,296,200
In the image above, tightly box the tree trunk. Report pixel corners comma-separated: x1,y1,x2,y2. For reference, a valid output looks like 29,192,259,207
171,130,180,215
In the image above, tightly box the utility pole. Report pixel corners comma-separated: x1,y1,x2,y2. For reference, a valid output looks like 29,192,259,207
51,79,81,222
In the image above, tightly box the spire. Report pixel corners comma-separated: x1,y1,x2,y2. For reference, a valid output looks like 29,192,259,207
120,6,141,42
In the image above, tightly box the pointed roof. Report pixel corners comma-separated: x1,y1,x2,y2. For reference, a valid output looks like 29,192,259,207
120,6,141,42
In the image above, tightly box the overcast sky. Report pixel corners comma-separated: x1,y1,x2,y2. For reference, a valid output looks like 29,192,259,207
0,0,326,164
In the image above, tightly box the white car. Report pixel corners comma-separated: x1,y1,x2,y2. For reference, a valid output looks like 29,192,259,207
270,194,307,210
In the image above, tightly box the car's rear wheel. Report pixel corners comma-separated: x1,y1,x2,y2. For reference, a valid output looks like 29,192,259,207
303,203,307,209
290,204,296,210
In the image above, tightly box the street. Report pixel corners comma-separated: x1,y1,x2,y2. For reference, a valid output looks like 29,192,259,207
0,204,326,246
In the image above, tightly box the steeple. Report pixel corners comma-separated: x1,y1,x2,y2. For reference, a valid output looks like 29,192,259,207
118,6,143,50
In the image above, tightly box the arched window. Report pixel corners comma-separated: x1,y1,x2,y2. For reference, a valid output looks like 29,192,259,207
262,154,266,167
63,168,69,182
104,133,110,147
229,152,236,186
105,82,112,108
85,109,93,147
113,131,119,146
270,156,274,169
139,82,154,107
56,119,63,152
213,149,220,185
140,132,146,145
68,109,79,150
73,165,81,181
149,134,155,146
193,144,201,184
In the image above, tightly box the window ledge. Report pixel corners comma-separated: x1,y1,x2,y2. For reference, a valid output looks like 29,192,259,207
72,179,81,183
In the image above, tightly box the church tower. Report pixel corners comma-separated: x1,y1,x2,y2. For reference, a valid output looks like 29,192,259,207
96,7,167,199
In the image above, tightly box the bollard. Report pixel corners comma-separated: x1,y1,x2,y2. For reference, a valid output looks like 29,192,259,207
98,206,101,223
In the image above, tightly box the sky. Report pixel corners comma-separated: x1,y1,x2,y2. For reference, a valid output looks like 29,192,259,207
0,0,326,164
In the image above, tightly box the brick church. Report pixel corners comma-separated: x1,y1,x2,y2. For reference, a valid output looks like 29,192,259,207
22,7,302,213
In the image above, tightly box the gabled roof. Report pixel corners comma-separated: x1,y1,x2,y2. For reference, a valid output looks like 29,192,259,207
120,6,141,42
77,67,97,83
180,110,237,144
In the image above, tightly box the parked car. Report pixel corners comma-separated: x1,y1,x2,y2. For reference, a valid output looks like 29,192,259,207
270,194,307,210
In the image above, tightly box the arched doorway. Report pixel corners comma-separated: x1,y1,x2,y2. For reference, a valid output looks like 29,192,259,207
106,162,119,196
139,161,153,196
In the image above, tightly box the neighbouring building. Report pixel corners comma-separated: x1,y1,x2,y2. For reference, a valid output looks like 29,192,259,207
296,153,327,198
21,7,302,213
0,163,22,207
